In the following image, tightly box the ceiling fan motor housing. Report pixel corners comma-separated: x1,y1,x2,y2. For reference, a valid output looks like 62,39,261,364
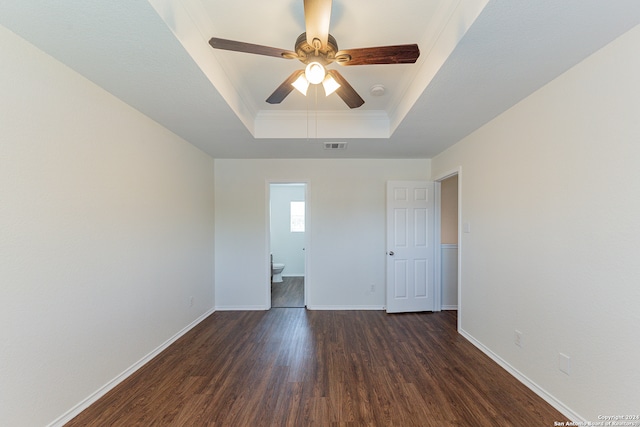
294,32,339,65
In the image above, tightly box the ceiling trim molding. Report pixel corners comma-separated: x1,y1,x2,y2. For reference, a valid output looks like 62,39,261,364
255,110,390,139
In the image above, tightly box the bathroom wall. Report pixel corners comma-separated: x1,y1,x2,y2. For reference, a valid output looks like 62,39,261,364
441,245,458,309
440,174,458,309
270,184,305,276
440,175,459,244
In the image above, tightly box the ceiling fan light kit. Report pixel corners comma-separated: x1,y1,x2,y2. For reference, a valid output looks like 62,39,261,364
208,0,420,109
291,64,341,97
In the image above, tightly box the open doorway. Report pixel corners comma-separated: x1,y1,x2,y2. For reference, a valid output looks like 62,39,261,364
269,183,307,308
439,174,459,310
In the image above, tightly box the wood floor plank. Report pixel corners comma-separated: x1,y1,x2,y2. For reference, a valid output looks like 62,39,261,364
271,276,304,307
65,309,565,426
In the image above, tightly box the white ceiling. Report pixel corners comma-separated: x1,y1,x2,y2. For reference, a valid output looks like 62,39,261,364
1,1,639,158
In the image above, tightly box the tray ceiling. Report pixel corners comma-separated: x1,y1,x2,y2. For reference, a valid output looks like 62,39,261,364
1,1,638,158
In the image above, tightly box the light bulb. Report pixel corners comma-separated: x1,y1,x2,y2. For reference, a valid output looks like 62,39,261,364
305,62,326,85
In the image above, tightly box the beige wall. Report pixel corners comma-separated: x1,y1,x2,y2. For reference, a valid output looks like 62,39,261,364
440,175,459,244
432,25,640,421
0,26,215,426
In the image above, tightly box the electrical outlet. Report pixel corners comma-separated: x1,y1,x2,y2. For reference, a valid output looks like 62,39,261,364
559,353,571,375
370,284,375,292
189,296,194,307
514,330,523,347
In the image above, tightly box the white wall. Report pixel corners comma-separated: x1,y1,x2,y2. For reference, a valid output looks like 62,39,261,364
270,184,305,276
215,159,430,310
441,246,458,309
431,25,640,421
0,26,215,426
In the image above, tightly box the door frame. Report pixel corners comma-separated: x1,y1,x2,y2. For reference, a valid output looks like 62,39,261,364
265,180,310,309
433,167,462,330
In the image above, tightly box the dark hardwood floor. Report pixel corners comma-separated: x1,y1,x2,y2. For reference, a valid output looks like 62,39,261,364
66,310,564,426
271,276,304,308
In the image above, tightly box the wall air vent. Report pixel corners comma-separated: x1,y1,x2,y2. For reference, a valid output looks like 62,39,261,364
323,142,347,150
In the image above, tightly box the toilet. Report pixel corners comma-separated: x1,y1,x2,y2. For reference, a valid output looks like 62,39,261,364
272,263,285,283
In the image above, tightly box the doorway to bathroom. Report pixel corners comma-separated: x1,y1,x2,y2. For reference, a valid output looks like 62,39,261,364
269,183,307,308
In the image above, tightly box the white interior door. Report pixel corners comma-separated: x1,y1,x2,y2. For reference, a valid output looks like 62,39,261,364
386,181,435,313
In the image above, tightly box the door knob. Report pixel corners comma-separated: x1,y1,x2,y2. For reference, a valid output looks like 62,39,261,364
388,251,394,256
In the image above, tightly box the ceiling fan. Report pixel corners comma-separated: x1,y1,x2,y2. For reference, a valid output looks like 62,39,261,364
208,0,420,109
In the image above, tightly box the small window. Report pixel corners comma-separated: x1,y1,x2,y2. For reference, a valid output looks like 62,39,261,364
290,201,305,232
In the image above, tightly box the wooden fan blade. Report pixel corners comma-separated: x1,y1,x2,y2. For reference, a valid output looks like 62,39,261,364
336,44,419,66
266,70,305,104
209,37,297,59
304,0,332,49
327,70,364,109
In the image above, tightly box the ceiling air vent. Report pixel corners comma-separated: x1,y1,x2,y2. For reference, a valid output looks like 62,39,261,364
324,142,347,150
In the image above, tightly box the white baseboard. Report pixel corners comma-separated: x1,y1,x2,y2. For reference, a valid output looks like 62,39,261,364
458,328,585,423
215,305,269,311
47,308,215,427
215,305,386,311
306,305,385,310
441,305,458,310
